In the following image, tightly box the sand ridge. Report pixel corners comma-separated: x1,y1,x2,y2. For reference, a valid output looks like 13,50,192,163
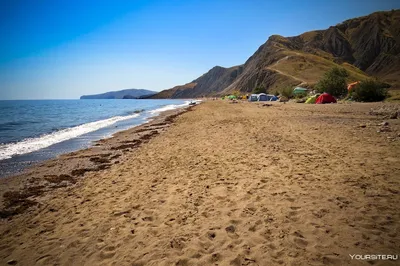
0,101,399,265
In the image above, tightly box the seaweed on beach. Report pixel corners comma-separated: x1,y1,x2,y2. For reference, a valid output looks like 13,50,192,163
71,163,112,176
96,164,112,171
140,131,159,141
45,174,77,185
110,154,121,160
165,107,192,123
120,139,142,144
165,114,180,123
149,122,168,127
134,126,167,133
134,128,154,133
0,186,45,219
98,153,112,158
89,157,111,164
111,128,161,151
111,141,142,150
71,168,95,177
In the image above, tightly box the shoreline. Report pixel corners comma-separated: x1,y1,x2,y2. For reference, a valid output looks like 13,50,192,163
0,99,198,178
0,105,195,213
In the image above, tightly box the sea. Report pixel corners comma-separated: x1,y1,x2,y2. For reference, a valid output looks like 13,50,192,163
0,99,195,177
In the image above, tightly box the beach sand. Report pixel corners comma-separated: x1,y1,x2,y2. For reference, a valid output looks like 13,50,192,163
0,101,399,265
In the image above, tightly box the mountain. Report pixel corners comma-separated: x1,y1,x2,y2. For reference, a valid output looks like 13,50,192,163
150,66,243,98
80,89,157,99
122,93,156,99
152,9,400,98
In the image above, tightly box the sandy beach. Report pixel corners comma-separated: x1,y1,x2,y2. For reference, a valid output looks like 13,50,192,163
0,100,399,266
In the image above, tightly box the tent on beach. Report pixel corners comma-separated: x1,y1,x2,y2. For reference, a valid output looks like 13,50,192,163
249,93,278,102
259,94,279,101
293,87,308,95
257,93,269,101
248,94,258,102
315,93,337,104
268,95,279,101
305,94,320,104
227,95,237,100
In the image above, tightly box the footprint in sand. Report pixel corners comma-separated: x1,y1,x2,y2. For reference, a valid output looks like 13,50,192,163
292,234,308,248
170,237,187,250
285,196,296,202
285,210,300,222
210,253,221,263
35,255,52,265
322,255,341,265
312,208,329,218
207,231,216,240
260,229,273,241
225,225,240,239
248,220,263,232
142,216,153,222
99,245,116,259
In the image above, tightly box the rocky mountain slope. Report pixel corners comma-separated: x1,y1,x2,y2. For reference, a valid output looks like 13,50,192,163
151,66,243,98
153,10,400,98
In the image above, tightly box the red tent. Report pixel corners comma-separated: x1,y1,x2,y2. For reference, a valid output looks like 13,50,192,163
315,93,337,104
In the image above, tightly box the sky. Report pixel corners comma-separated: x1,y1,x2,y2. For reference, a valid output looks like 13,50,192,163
0,0,399,99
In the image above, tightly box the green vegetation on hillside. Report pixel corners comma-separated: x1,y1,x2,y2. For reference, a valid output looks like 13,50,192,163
315,67,349,97
252,87,266,94
352,79,389,102
279,87,294,99
311,67,391,102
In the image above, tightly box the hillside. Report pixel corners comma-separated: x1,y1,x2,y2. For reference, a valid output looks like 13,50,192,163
80,89,156,99
150,66,243,99
153,9,400,98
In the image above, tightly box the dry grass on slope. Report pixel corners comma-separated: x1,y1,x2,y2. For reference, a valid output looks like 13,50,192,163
268,51,370,86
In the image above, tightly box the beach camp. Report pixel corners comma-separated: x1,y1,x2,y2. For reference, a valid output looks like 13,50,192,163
0,4,398,266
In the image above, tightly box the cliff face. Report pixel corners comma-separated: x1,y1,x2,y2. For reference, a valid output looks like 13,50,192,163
292,10,400,81
153,10,400,98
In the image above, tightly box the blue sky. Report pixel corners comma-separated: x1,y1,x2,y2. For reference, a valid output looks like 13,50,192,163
0,0,399,99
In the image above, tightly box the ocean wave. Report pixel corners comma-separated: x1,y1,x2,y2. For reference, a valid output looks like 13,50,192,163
0,113,140,160
148,100,201,114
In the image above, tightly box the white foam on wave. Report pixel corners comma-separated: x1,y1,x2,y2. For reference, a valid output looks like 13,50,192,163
0,113,140,161
148,100,202,115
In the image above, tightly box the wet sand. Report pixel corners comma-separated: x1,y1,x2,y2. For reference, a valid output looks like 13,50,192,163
0,101,399,266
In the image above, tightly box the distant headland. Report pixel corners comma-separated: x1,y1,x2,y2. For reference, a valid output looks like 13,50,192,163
80,89,157,99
